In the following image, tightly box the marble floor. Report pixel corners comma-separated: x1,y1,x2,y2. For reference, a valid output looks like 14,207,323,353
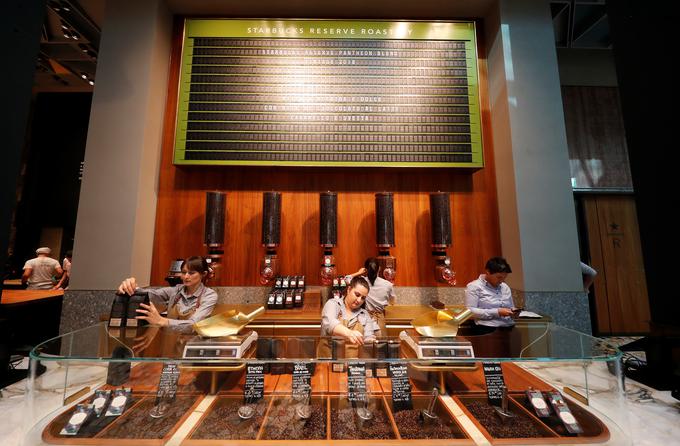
2,358,679,445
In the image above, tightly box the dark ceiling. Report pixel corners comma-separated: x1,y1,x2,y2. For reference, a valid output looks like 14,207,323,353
34,0,105,93
33,0,610,93
551,0,611,49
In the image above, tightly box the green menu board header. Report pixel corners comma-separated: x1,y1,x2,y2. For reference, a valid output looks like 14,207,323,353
174,19,484,168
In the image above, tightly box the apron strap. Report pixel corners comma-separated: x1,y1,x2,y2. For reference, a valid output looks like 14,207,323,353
169,286,204,319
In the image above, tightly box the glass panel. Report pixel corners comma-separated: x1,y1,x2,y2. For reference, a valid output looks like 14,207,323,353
30,322,621,364
24,323,631,445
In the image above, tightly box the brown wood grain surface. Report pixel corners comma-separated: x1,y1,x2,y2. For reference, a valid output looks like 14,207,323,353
0,289,63,305
150,19,501,287
583,195,650,334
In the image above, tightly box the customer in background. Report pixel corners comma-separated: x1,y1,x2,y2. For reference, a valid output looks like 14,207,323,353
580,261,597,291
22,247,63,290
53,250,72,290
465,256,515,328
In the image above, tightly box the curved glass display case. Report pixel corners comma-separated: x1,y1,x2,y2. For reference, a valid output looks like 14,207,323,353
23,321,631,445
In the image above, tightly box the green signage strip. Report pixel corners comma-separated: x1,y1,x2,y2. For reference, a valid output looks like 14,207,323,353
173,19,484,168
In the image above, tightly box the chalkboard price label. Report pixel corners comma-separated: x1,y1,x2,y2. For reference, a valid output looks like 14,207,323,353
244,364,265,404
292,362,313,399
156,362,180,405
347,362,367,404
389,362,413,412
482,362,505,406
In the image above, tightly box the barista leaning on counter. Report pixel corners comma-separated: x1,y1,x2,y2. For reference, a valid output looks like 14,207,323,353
318,276,380,356
117,256,217,327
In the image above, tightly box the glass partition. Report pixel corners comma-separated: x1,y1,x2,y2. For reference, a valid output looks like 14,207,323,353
23,322,631,445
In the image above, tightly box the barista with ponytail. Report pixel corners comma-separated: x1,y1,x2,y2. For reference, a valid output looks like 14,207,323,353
347,257,396,336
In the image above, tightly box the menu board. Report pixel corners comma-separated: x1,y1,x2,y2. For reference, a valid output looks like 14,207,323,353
347,362,368,403
155,362,180,404
244,364,265,403
482,362,505,406
174,19,483,168
388,362,413,411
292,362,313,399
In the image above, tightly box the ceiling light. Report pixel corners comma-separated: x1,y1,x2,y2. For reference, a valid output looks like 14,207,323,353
88,80,94,86
81,73,88,79
63,32,70,39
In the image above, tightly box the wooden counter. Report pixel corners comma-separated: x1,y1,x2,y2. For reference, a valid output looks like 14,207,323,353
0,289,64,305
2,279,24,290
0,289,64,354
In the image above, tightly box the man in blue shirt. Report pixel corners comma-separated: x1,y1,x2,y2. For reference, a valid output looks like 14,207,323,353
465,257,515,328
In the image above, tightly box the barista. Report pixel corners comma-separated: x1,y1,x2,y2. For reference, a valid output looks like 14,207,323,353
318,276,380,357
465,256,515,329
117,255,217,328
347,257,396,336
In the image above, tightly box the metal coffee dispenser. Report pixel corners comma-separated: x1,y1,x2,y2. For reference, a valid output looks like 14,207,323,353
430,192,456,286
375,192,396,282
320,192,338,285
259,191,281,285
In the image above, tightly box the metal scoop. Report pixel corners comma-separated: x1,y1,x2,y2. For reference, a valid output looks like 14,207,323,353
355,392,374,424
296,400,313,420
420,387,440,424
238,404,256,420
194,306,265,337
295,393,313,420
493,386,516,422
356,406,373,421
411,307,473,337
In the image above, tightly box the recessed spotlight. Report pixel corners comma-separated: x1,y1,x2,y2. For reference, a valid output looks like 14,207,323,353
63,32,70,39
88,80,94,86
81,73,88,79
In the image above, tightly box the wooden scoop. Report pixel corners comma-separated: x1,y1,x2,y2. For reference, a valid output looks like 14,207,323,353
193,306,265,337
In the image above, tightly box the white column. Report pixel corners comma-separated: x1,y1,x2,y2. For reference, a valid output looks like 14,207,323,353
486,0,582,292
70,0,172,289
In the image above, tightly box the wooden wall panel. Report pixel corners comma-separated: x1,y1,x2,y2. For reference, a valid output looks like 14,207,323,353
150,19,501,286
562,86,633,190
583,195,650,334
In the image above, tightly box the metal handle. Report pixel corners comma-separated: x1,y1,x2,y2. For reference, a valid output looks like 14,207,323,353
245,306,265,321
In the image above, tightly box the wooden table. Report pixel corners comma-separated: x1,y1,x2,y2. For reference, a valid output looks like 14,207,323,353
0,289,63,305
0,289,64,353
2,279,23,290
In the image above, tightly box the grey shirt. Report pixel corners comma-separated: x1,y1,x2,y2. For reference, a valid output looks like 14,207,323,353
365,276,396,312
464,275,515,327
320,297,380,338
23,257,61,290
146,283,217,327
580,262,597,277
